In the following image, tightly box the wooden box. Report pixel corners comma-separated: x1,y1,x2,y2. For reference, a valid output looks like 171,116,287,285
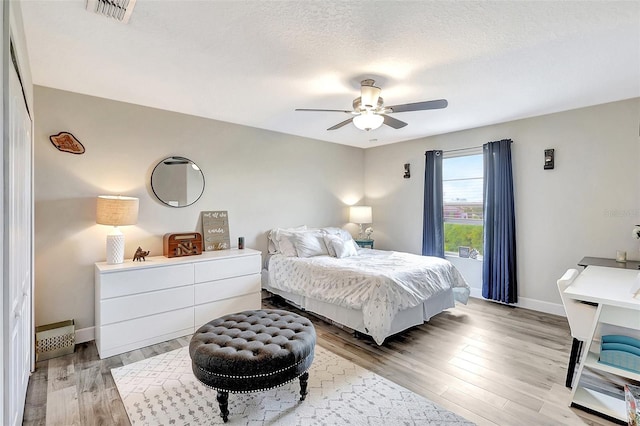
163,232,203,258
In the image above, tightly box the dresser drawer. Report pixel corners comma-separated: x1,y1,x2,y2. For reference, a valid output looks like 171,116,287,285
194,292,261,329
100,307,193,352
194,254,260,283
98,263,194,299
95,249,262,358
100,285,194,325
194,274,260,305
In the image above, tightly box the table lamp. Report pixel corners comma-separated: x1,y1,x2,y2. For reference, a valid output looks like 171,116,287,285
96,195,139,264
349,206,372,239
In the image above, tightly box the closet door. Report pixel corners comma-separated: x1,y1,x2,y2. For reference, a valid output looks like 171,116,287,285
6,55,33,426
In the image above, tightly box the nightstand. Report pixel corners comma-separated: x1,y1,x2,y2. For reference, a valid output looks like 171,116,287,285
355,239,374,249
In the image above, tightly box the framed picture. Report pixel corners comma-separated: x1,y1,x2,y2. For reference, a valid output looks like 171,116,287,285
458,246,470,258
201,211,230,251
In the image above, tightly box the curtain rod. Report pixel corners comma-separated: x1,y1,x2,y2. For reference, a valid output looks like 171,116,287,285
425,146,483,156
443,145,483,153
426,139,513,155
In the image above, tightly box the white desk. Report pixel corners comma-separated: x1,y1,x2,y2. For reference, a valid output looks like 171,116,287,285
564,266,640,422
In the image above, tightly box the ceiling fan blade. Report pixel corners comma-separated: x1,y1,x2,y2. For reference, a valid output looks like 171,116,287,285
295,108,353,114
327,117,354,131
387,99,448,113
383,115,408,129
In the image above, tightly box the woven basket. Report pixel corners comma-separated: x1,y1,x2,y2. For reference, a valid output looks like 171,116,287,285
35,319,75,361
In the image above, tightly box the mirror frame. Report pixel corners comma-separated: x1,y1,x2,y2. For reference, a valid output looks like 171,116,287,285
151,156,205,208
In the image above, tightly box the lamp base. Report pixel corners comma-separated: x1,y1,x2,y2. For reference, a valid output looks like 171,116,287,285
106,228,125,264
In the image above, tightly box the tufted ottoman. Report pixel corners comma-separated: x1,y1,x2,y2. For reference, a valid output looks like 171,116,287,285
189,309,316,422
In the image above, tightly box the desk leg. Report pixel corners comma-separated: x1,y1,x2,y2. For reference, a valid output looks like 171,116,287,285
569,304,603,402
565,338,582,388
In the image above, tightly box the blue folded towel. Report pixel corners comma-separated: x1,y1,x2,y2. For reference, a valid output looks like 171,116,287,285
602,335,640,348
601,342,640,357
599,350,640,374
599,335,640,374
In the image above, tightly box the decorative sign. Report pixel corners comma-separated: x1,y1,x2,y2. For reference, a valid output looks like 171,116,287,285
163,233,203,258
49,132,85,154
201,211,230,251
458,246,470,258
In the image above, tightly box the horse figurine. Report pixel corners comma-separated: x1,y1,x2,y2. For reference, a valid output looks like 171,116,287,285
133,246,150,262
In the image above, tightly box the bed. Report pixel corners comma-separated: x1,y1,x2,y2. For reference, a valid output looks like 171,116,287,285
262,227,470,344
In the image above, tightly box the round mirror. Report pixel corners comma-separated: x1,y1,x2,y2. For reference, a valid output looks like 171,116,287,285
151,156,205,207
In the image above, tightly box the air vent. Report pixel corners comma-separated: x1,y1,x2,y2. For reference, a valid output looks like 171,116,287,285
86,0,137,24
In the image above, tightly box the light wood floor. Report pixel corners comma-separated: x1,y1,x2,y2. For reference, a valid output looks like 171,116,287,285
23,296,621,425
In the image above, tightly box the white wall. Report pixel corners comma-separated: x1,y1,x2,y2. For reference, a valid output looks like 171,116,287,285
364,98,640,312
33,85,640,334
33,86,364,334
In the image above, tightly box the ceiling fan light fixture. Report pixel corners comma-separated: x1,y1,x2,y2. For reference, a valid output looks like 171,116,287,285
353,111,384,131
296,78,447,132
360,85,381,109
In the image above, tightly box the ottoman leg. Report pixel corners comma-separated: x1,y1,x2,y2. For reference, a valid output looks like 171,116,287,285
299,372,309,401
217,391,229,422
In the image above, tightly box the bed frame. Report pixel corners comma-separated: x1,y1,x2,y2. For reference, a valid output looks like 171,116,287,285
261,270,456,342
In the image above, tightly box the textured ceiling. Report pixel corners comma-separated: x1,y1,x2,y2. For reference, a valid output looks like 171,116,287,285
19,1,640,148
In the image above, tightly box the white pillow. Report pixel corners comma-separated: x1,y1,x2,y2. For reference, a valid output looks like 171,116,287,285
321,227,342,235
333,240,358,259
267,233,278,253
269,226,307,255
321,227,355,243
323,234,340,257
326,235,359,258
293,231,329,258
276,230,301,257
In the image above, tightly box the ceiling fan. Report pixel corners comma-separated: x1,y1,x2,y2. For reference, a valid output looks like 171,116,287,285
295,79,448,131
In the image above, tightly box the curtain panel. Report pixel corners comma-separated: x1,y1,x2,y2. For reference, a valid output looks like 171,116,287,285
422,150,444,258
482,139,517,303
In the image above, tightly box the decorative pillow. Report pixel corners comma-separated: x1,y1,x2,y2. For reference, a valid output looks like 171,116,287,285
293,231,329,258
321,227,342,236
328,236,359,258
276,230,301,257
267,233,277,253
323,234,340,257
337,239,359,258
321,227,355,244
269,226,307,255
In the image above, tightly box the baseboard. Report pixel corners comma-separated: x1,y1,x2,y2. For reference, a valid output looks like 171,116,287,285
514,297,566,316
75,326,95,344
469,288,565,316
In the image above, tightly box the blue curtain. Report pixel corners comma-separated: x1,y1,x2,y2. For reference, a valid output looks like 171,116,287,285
483,139,517,303
422,150,444,257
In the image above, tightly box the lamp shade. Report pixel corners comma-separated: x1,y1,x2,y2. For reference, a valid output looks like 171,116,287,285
353,111,384,131
350,206,372,224
96,195,139,226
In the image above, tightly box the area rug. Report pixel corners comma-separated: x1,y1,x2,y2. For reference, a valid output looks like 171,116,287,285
112,345,475,425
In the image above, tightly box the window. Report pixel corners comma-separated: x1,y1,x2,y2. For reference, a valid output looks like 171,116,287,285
443,153,483,257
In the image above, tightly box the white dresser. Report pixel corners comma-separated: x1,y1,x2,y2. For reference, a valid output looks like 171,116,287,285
95,248,261,358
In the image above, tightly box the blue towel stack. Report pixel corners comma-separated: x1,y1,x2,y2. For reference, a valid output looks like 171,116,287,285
599,335,640,374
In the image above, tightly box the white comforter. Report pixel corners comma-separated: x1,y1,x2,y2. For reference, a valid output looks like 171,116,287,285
267,249,470,344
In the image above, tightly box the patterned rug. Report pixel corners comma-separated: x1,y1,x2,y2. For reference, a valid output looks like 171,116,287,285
112,345,475,425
